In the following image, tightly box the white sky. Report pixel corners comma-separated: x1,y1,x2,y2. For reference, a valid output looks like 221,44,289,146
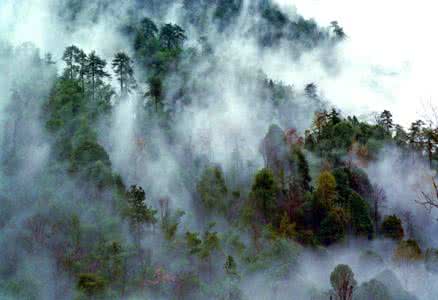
275,0,438,126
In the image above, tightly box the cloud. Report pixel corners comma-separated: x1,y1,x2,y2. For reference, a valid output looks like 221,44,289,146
274,0,438,126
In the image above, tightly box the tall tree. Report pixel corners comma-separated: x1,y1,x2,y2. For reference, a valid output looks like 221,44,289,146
112,52,135,96
304,83,318,99
408,119,425,147
87,51,110,101
62,45,81,80
330,21,346,40
422,125,438,167
250,168,278,224
125,185,157,246
145,76,163,112
197,166,228,213
76,49,88,92
140,18,159,39
377,110,394,134
381,215,404,241
159,24,187,49
315,171,337,209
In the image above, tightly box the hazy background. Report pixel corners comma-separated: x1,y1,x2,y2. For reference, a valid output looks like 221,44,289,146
274,0,437,125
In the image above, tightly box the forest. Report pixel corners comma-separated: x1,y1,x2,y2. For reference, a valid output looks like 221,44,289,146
0,0,437,299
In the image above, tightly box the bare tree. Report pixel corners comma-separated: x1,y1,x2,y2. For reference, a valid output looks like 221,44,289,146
416,177,438,212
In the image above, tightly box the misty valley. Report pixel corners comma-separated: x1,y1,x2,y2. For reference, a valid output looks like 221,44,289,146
0,1,437,299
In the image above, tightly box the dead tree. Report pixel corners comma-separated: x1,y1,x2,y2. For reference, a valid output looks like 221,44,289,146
416,177,438,212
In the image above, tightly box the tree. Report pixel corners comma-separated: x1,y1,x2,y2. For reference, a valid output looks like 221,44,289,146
125,185,157,245
329,108,341,125
350,192,373,238
311,110,329,141
408,119,425,147
161,209,185,240
330,21,346,40
76,49,88,92
224,255,238,277
416,177,438,212
381,215,404,241
377,110,394,134
87,51,110,101
278,212,297,239
315,171,337,209
77,273,106,296
250,168,279,223
159,24,187,49
135,17,159,50
293,147,311,192
145,76,163,112
394,124,409,146
305,83,318,99
197,166,228,213
112,52,136,96
330,264,356,300
62,45,81,80
319,207,347,245
140,17,158,38
422,125,438,167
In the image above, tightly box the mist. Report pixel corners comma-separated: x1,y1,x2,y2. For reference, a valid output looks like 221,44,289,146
0,0,437,299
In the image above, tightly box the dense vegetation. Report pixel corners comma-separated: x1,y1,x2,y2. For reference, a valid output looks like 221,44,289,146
0,1,437,299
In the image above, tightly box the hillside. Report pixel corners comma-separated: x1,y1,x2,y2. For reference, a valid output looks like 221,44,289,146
0,1,437,299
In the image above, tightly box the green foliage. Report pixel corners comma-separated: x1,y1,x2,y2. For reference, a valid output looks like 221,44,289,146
350,192,373,237
71,140,111,169
112,51,135,95
381,215,404,241
292,147,312,192
186,231,203,256
277,212,297,239
250,168,279,223
224,255,239,277
315,171,337,209
197,166,228,213
159,23,187,50
319,207,347,245
125,185,157,227
186,225,220,260
4,5,436,299
161,209,185,240
77,273,106,296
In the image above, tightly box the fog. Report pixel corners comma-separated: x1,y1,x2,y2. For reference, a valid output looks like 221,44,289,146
275,0,438,125
0,0,436,299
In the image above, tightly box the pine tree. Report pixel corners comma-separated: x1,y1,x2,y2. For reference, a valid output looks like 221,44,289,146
76,49,88,92
62,45,81,80
112,52,136,96
159,23,187,49
87,51,110,101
